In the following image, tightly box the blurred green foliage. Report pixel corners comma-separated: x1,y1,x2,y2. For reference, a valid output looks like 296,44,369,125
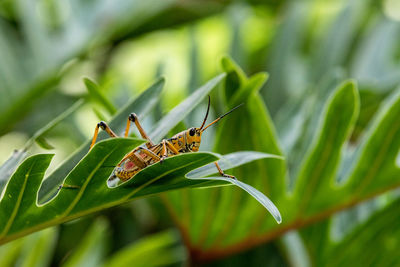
1,0,400,266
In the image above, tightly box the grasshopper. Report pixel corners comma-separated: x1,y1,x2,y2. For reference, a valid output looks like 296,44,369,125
89,96,241,182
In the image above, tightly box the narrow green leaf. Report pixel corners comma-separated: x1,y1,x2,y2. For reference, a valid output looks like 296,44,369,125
281,231,311,267
84,78,117,115
221,56,247,101
0,149,27,192
311,0,366,81
25,99,84,150
293,81,359,216
149,73,226,143
0,237,24,266
62,219,108,267
229,72,269,107
323,197,400,266
262,1,310,113
103,230,185,267
190,176,282,224
351,16,400,91
345,88,400,199
35,137,54,150
186,151,283,179
18,227,57,267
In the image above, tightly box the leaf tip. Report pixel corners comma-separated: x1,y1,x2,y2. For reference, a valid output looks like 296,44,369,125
83,77,96,87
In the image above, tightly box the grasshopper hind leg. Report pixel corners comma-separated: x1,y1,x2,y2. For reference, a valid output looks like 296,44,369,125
90,121,118,149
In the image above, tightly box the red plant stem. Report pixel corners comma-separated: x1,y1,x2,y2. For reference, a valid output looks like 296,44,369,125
162,182,400,264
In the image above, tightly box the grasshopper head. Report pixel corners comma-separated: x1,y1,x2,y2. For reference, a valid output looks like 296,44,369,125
185,127,202,152
184,96,242,152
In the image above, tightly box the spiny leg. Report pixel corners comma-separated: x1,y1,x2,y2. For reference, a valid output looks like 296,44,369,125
160,140,168,162
125,113,154,149
160,140,180,163
90,121,118,150
63,121,117,190
214,161,236,179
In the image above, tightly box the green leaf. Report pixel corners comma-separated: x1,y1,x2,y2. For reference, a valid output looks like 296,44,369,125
164,57,285,252
103,230,185,267
84,78,117,115
351,15,400,91
1,0,208,136
344,88,400,199
62,219,108,267
149,73,226,143
190,176,282,224
0,227,57,267
262,1,310,114
0,134,277,244
311,0,366,81
35,137,54,150
0,149,27,192
1,74,283,245
322,197,400,266
0,236,24,266
25,99,85,150
17,227,57,267
38,78,165,203
293,81,360,216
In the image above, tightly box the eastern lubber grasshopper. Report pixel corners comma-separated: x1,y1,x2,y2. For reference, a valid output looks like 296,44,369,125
89,96,241,183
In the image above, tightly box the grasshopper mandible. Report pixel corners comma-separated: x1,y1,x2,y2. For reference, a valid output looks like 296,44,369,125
89,96,242,182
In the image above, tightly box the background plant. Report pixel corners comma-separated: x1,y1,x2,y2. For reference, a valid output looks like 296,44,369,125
1,0,400,266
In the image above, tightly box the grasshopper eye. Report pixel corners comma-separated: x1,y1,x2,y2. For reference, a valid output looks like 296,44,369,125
189,128,196,136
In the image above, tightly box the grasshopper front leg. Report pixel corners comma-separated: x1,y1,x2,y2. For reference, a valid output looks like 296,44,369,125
90,121,118,149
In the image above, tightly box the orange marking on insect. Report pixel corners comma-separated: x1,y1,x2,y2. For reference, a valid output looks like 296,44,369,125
89,96,242,183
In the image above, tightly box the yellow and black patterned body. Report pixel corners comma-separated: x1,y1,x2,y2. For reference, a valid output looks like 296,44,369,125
169,127,202,153
85,96,241,183
112,127,203,181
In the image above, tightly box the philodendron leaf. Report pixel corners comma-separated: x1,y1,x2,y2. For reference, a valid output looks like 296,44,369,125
0,227,57,267
38,77,165,203
189,176,282,224
0,149,27,192
186,151,284,224
18,227,57,267
62,219,109,267
164,57,285,253
103,230,185,267
293,80,360,216
344,87,400,199
84,78,117,115
39,73,224,203
321,197,400,267
0,136,280,244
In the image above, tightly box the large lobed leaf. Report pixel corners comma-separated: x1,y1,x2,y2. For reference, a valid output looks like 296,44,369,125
0,74,281,245
164,57,286,260
163,56,400,262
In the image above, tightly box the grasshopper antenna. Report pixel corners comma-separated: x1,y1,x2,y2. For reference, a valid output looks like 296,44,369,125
201,103,243,132
199,95,211,130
